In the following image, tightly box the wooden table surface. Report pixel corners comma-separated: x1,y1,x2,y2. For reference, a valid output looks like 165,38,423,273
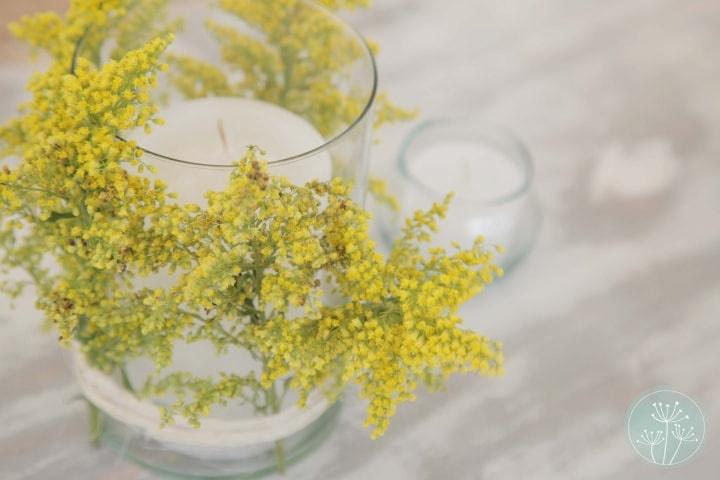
2,1,720,479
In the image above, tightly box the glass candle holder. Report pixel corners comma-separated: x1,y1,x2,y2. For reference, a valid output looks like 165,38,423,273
75,351,341,479
74,0,377,478
125,0,377,205
383,119,541,271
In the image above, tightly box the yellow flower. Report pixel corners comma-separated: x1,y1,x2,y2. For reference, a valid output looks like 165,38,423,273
0,0,503,441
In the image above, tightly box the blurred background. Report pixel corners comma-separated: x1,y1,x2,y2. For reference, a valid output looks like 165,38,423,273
1,1,719,479
0,1,65,60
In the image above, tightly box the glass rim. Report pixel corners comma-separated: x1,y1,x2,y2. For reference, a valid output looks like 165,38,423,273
125,0,378,169
398,118,535,206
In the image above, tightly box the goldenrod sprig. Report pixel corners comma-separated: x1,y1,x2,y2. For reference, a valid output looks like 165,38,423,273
0,0,503,441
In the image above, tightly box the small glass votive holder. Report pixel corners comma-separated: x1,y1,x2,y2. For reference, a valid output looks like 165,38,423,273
381,119,541,271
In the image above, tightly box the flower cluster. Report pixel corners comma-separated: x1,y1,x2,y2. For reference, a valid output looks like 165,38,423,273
167,0,415,136
0,0,503,440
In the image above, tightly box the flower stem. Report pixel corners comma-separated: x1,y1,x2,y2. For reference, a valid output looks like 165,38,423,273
267,381,287,474
86,400,103,447
274,439,287,474
119,364,135,393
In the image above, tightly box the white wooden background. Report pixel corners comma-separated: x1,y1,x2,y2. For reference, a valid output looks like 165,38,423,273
2,1,720,478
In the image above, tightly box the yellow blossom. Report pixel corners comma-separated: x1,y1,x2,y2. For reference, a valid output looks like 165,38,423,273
0,0,503,442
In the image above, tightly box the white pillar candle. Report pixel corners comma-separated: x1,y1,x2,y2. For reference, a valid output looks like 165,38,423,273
131,97,332,204
123,97,333,413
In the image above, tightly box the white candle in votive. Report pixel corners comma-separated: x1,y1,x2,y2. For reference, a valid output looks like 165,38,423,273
404,139,533,266
131,97,332,204
409,141,523,202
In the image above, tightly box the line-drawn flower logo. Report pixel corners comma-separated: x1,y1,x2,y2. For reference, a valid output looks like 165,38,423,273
627,389,705,466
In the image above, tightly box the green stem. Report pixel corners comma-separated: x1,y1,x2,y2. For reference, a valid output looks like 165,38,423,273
119,364,136,393
277,3,301,107
278,50,294,107
246,246,287,472
181,309,249,347
274,438,287,474
70,27,92,75
86,400,103,447
266,381,287,474
0,182,64,198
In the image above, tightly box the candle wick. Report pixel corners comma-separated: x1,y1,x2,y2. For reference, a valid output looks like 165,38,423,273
217,119,229,153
